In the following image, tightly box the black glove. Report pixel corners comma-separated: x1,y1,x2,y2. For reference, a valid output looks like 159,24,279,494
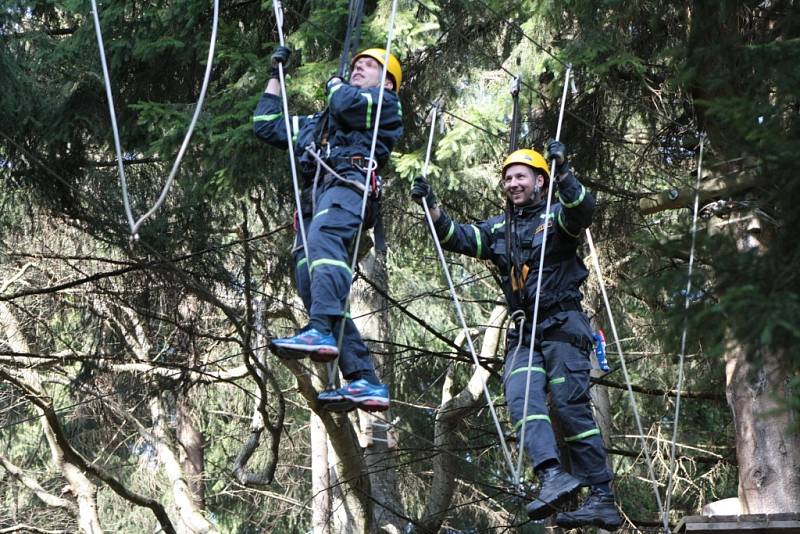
268,45,292,78
546,138,570,177
410,175,437,208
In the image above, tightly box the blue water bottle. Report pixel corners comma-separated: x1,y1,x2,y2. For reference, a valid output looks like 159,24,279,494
593,329,610,372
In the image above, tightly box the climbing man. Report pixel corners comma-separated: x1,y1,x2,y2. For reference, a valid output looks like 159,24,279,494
410,142,623,529
253,45,403,412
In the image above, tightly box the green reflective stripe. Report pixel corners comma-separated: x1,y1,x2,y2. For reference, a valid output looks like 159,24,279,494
326,83,342,103
557,184,586,209
297,257,308,269
361,92,373,129
564,428,601,442
558,210,580,238
313,208,329,219
343,312,352,319
397,100,403,117
540,212,555,220
509,366,546,378
549,377,566,385
441,222,455,244
253,113,282,122
309,258,352,276
291,116,299,143
513,414,551,432
471,225,483,258
491,220,505,233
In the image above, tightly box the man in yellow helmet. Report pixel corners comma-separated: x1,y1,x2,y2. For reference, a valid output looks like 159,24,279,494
411,141,623,530
253,47,403,412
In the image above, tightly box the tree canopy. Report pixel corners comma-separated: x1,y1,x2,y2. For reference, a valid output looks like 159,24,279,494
1,0,798,532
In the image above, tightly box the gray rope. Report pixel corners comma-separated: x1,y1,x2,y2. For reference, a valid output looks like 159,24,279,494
332,0,400,387
90,0,219,240
419,104,518,482
585,228,666,520
663,133,706,532
515,64,572,485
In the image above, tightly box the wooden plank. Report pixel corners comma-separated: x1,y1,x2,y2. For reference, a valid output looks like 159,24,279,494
677,514,800,534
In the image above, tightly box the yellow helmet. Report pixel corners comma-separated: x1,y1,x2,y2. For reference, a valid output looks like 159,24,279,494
502,148,549,179
351,48,403,90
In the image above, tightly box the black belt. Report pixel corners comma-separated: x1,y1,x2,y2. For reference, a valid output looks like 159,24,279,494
541,300,582,319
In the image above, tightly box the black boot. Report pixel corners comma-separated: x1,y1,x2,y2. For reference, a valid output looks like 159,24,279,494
555,487,623,530
526,465,582,520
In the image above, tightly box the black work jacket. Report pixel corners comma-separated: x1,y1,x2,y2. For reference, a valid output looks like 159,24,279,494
432,171,595,314
252,83,403,187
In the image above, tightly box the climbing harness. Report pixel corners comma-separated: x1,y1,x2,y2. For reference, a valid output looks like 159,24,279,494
90,0,219,240
514,64,572,484
417,102,519,482
663,133,706,532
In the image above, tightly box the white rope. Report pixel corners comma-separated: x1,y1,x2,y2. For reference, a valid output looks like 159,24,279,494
514,64,572,484
419,104,518,482
90,0,219,240
271,0,310,277
663,133,706,532
332,0,399,368
585,228,666,519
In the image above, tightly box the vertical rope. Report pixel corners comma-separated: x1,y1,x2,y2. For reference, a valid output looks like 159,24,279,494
585,228,666,520
332,0,400,385
663,133,706,532
271,0,310,276
514,64,572,485
419,104,518,481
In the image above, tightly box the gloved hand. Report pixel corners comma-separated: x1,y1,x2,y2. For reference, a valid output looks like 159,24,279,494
546,138,570,177
410,175,437,208
268,45,292,78
325,75,343,96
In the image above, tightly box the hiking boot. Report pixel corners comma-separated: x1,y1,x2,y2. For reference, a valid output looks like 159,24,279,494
555,487,623,530
269,327,338,362
526,465,582,520
319,379,389,413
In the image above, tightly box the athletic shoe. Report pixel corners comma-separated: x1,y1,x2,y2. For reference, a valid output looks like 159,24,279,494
269,327,338,362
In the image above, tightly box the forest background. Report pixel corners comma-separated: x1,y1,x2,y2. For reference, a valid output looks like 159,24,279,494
1,0,799,532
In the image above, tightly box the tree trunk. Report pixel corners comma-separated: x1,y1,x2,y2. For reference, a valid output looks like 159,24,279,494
352,248,404,534
419,304,508,533
714,211,800,513
0,302,103,534
176,396,206,509
725,342,800,513
311,412,332,534
149,396,217,533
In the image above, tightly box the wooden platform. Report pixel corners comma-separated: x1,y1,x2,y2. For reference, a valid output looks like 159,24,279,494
676,514,800,534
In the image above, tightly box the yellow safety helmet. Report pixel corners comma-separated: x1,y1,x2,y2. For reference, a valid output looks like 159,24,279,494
351,48,403,90
502,148,550,180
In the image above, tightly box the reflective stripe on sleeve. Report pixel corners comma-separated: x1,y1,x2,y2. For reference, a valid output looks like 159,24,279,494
291,116,300,143
441,221,455,244
471,225,483,258
253,113,282,122
558,210,580,238
361,92,374,129
557,184,586,208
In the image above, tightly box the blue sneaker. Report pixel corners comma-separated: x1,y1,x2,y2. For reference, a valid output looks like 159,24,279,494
317,388,356,413
270,327,339,362
337,379,390,412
